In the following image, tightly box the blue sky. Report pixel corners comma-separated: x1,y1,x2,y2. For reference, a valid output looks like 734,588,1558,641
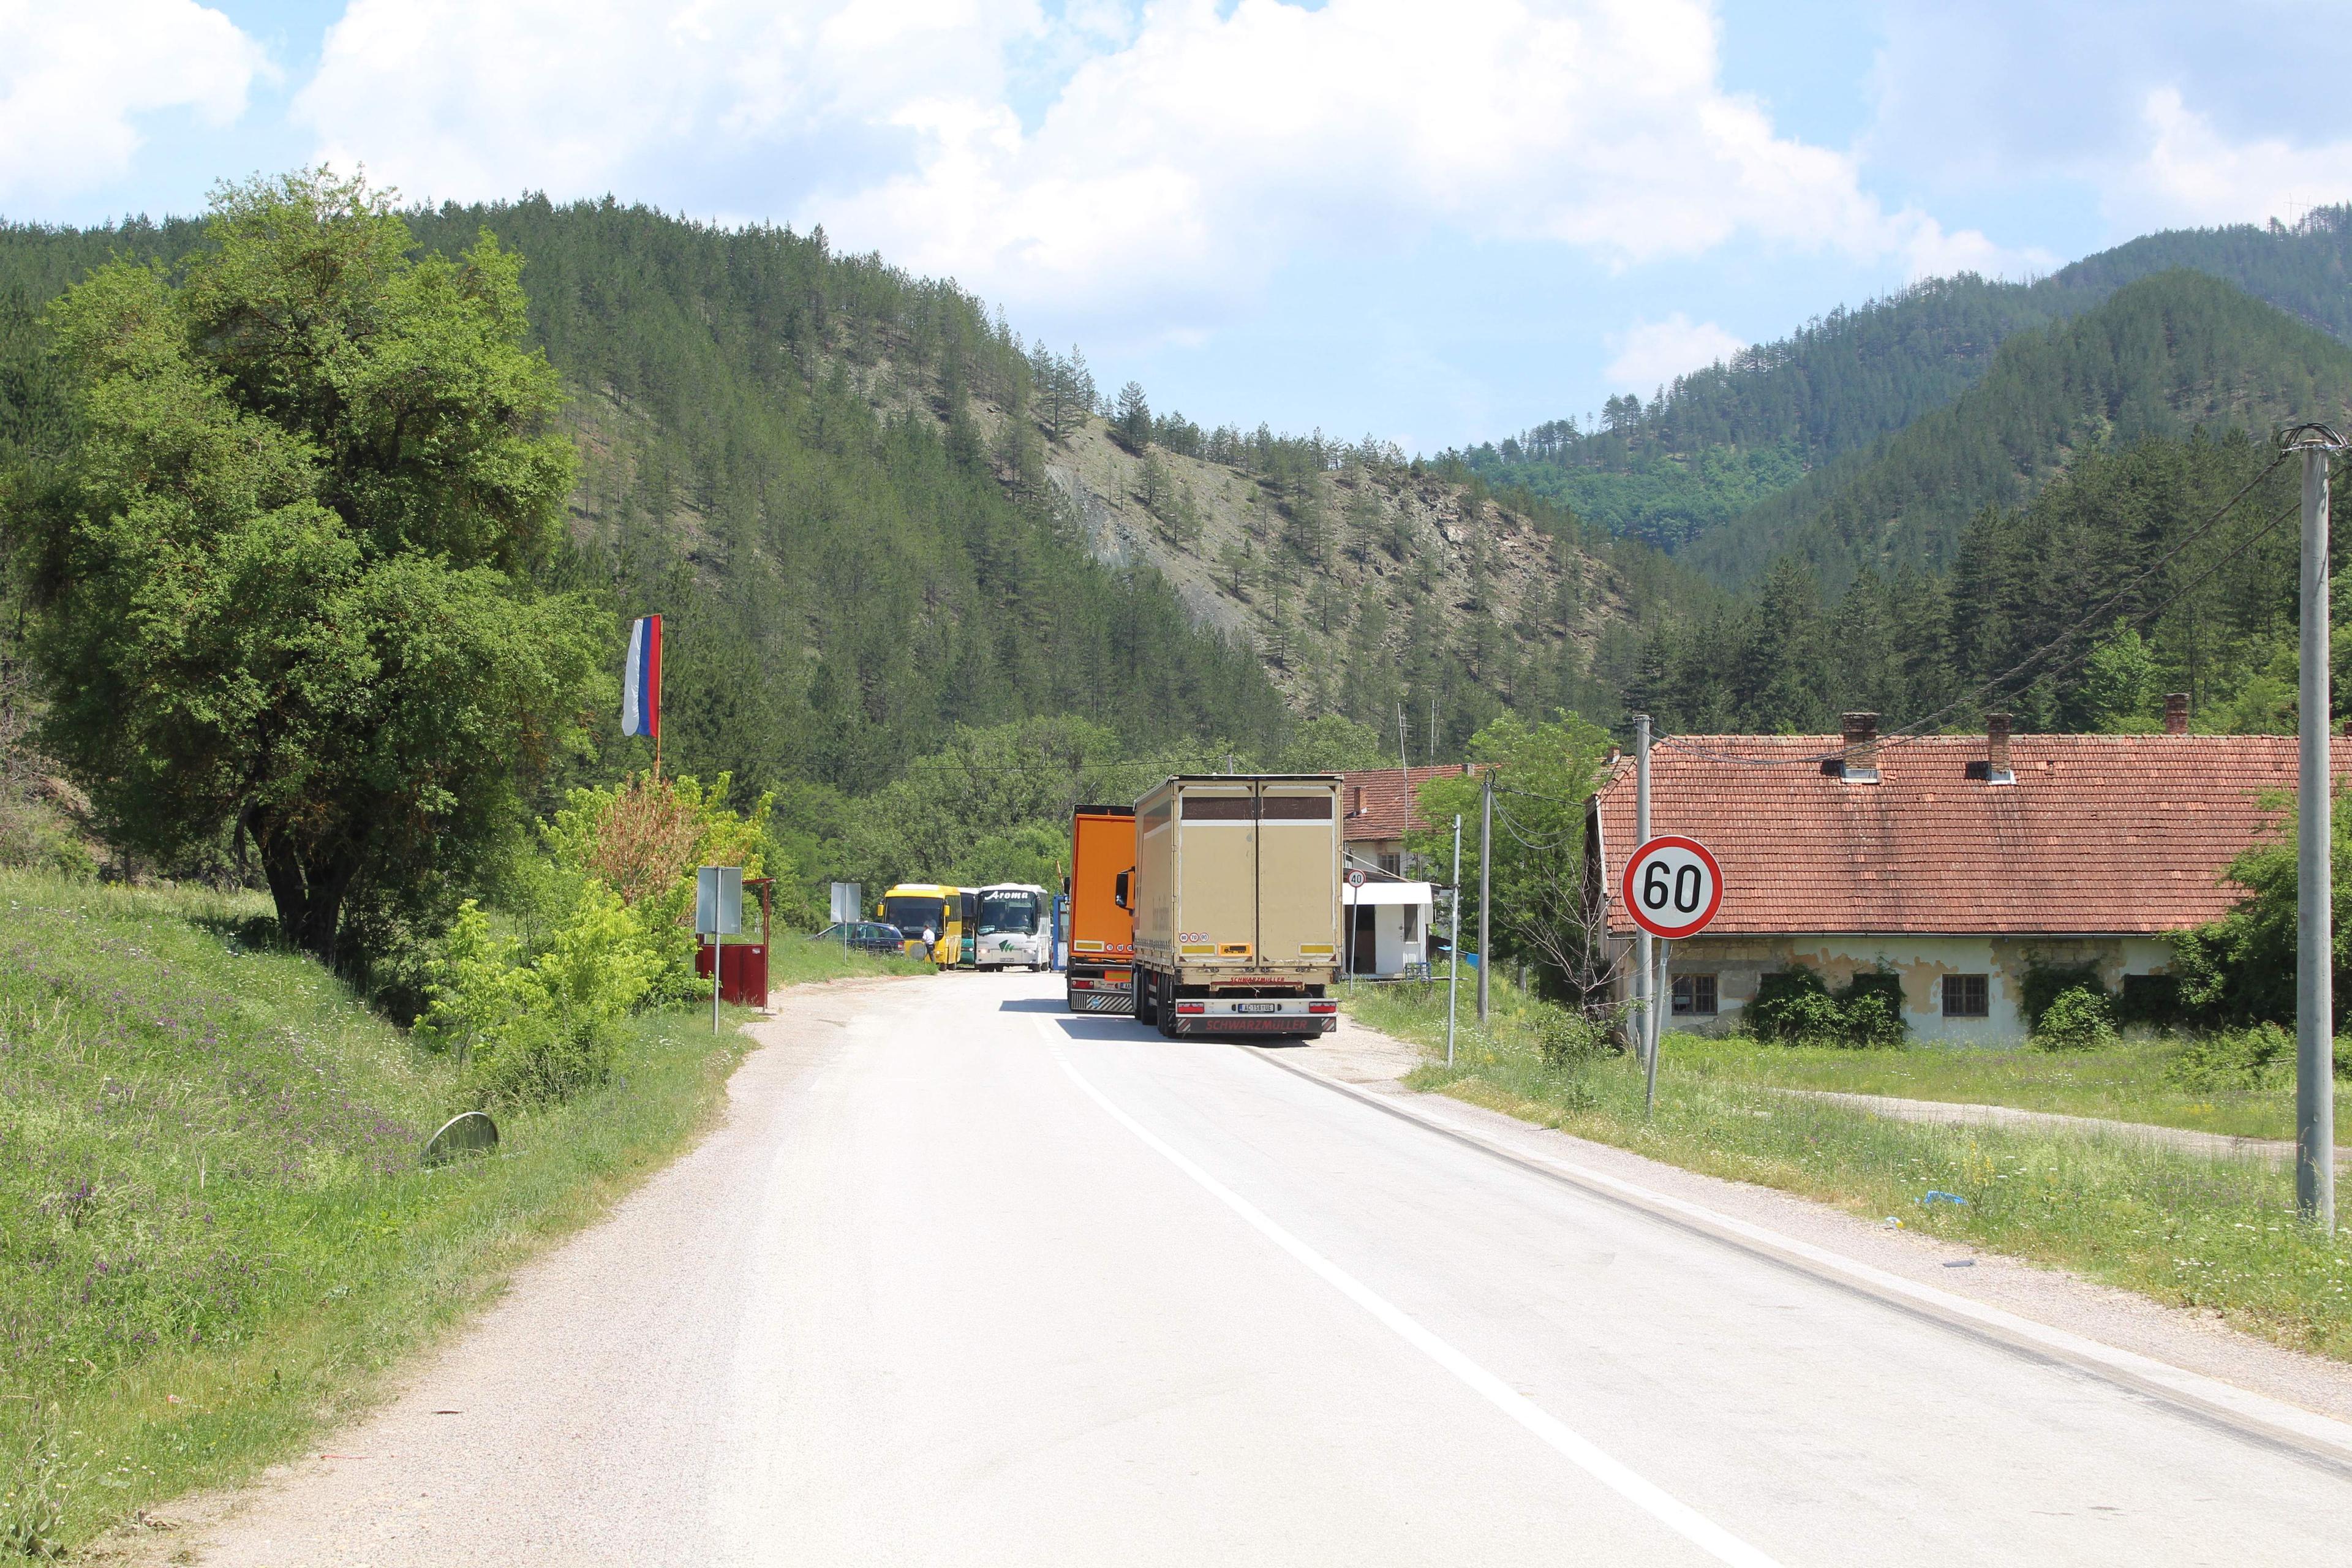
4,0,2343,453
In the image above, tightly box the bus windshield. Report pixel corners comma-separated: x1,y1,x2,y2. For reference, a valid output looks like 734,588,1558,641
977,892,1039,935
880,897,945,935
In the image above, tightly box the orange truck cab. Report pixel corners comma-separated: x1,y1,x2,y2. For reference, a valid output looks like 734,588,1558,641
1065,805,1136,1013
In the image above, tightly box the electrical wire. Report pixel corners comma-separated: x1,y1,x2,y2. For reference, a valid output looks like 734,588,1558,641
1644,447,2315,769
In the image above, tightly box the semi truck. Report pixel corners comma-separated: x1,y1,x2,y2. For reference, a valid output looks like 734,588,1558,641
1065,805,1136,1012
1122,775,1343,1038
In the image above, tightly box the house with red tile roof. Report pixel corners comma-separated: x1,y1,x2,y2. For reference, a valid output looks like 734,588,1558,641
1586,710,2328,1044
1336,765,1483,978
1338,764,1481,880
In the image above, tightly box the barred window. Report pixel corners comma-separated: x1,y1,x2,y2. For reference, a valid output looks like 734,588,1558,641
1672,974,1718,1016
1942,974,1989,1018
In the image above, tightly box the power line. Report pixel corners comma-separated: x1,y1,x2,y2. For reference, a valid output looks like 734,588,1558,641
1647,448,2309,769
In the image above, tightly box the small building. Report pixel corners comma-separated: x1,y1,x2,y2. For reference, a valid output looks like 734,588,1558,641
1344,878,1434,977
1339,764,1481,879
1588,710,2329,1045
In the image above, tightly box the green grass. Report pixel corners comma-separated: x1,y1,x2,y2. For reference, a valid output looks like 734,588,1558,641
0,872,913,1555
763,932,933,987
1346,978,2352,1364
1658,1033,2352,1142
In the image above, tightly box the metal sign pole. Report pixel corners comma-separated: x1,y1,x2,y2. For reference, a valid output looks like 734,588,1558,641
1645,938,1667,1117
1633,715,1653,1069
1446,815,1462,1068
1477,767,1491,1024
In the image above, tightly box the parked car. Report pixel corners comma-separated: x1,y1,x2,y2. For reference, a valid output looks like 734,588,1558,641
812,921,910,957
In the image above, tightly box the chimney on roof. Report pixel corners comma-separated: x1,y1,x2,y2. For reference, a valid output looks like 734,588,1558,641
1840,711,1880,783
1974,711,2016,785
1349,784,1364,816
2163,692,2190,735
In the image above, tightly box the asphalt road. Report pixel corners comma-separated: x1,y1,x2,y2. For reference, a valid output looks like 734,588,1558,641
181,970,2352,1566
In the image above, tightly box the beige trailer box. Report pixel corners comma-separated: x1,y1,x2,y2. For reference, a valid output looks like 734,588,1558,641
1123,775,1341,1036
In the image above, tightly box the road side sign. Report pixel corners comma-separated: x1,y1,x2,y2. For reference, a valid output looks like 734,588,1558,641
1621,835,1723,940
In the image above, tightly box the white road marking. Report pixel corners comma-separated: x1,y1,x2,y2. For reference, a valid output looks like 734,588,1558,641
1280,1064,2352,1464
1047,1035,1782,1568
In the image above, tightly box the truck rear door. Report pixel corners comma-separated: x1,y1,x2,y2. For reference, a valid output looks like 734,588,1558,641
1256,782,1340,967
1175,782,1259,963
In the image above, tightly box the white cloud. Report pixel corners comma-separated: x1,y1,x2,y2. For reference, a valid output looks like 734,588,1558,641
2117,86,2352,232
293,0,2019,331
0,0,267,203
1604,314,1744,391
296,0,1040,203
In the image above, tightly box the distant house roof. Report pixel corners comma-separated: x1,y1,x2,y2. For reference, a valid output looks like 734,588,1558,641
1591,733,2331,938
1339,765,1480,843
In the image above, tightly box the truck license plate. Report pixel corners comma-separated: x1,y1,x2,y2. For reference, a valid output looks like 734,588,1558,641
1235,1002,1282,1013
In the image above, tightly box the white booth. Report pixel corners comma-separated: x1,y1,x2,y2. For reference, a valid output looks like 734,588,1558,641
1343,880,1434,978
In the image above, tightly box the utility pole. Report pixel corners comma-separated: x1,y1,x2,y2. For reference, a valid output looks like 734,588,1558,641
1633,714,1653,1070
1447,813,1462,1068
1398,701,1409,775
1477,766,1491,1023
2291,424,2343,1232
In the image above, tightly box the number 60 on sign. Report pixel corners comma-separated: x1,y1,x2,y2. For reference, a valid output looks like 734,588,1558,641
1621,835,1723,940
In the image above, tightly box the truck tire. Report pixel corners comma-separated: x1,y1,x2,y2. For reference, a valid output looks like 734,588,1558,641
1155,974,1181,1040
1134,968,1158,1025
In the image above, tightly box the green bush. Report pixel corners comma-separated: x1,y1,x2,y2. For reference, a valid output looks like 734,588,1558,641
420,883,658,1107
2161,1023,2352,1091
1747,966,1907,1048
2165,1022,2293,1091
2021,961,2103,1031
1535,1005,1610,1068
2034,985,2120,1051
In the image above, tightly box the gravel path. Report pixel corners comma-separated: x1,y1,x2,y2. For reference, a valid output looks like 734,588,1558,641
1765,1085,2351,1166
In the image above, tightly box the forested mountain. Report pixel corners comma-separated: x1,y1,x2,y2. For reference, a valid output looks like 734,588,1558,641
1460,206,2352,562
0,197,1701,862
1620,428,2316,740
1681,271,2352,589
0,203,1288,808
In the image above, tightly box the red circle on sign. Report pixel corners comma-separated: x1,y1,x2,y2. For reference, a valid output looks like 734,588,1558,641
1620,835,1724,940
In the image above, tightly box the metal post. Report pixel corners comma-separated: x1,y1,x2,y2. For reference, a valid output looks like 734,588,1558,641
710,933,723,1034
1446,813,1462,1068
1477,767,1491,1024
1343,879,1354,995
1645,939,1667,1117
2296,432,2340,1231
1634,714,1653,1069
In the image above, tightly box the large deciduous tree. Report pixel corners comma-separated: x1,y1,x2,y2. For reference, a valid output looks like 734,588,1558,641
15,170,604,969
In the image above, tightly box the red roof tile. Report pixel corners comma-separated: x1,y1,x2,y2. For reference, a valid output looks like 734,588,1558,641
1593,733,2332,937
1339,765,1481,842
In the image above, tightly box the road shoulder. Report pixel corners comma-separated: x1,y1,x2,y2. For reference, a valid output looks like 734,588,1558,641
1257,1016,2352,1434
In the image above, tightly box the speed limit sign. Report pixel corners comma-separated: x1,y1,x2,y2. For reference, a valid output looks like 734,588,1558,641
1622,835,1723,940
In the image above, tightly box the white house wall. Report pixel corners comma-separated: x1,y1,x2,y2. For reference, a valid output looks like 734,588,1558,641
1627,933,2177,1047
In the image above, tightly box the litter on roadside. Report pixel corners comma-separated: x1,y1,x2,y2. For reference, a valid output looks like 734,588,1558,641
1918,1190,1970,1207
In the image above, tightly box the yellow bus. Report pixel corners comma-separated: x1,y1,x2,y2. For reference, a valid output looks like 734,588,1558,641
878,883,967,967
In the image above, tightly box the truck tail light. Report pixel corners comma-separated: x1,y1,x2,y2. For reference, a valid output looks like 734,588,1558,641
1308,1002,1336,1014
1069,979,1093,990
1175,1003,1206,1015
